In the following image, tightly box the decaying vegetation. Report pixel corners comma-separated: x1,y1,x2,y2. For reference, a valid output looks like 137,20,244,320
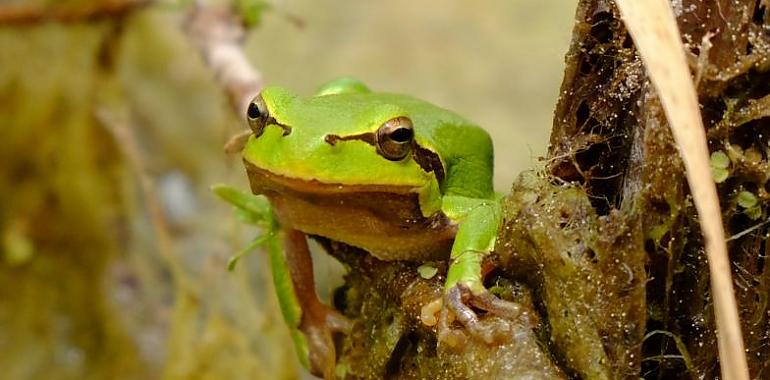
509,0,768,378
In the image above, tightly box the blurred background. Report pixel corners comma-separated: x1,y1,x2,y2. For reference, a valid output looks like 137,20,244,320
0,1,575,379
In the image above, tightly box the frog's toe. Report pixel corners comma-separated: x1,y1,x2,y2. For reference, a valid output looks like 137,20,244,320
438,284,529,347
302,306,351,379
323,307,352,333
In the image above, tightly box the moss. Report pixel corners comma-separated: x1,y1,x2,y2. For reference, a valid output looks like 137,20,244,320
498,172,646,379
323,238,565,380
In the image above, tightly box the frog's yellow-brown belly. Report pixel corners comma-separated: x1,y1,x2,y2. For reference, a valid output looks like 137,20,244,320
245,162,456,261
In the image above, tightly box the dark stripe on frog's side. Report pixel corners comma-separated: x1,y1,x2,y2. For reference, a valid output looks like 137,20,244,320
411,143,444,183
324,131,446,183
244,161,456,261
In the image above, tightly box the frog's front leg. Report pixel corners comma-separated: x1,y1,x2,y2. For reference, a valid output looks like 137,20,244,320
277,228,351,379
438,201,528,346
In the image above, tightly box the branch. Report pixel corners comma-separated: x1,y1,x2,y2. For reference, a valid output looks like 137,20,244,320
0,0,151,25
183,4,263,119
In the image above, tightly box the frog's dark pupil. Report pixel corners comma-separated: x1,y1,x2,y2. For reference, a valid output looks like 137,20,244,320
247,102,261,119
390,127,413,143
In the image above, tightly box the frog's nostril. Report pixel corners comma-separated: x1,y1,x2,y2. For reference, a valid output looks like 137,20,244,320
325,134,341,146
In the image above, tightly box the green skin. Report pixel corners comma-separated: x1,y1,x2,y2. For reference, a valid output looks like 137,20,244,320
240,78,519,378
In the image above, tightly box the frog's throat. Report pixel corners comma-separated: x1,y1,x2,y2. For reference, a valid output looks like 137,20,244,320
323,132,445,183
244,161,421,196
244,161,456,261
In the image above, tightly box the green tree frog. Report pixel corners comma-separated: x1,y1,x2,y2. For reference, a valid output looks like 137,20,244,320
238,78,521,378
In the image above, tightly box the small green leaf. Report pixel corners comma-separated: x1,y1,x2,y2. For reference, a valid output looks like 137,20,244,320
712,167,729,183
745,148,763,163
710,151,730,169
710,151,730,183
234,208,264,225
212,184,266,212
212,184,275,227
417,264,438,279
737,191,758,209
746,206,762,220
214,184,280,271
227,234,270,271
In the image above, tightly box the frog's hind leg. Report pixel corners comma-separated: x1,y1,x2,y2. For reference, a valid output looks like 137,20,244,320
282,229,351,379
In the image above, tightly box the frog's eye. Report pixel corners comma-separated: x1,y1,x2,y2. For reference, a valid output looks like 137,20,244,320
376,117,414,161
246,95,269,137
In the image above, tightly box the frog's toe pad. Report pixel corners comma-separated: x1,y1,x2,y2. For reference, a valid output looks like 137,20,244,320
302,307,351,379
324,307,352,334
438,284,529,346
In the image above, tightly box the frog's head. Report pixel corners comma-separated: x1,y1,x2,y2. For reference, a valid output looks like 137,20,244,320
241,80,447,217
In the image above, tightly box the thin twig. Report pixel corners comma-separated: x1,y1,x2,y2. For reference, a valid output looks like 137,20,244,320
708,93,770,139
183,4,263,119
727,220,770,242
615,1,750,380
0,0,151,25
96,107,188,291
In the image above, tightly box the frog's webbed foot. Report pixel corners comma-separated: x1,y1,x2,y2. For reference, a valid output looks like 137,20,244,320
302,304,351,380
437,284,529,347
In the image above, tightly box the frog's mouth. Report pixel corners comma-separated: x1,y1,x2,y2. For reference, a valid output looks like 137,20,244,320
244,159,421,207
243,160,454,260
